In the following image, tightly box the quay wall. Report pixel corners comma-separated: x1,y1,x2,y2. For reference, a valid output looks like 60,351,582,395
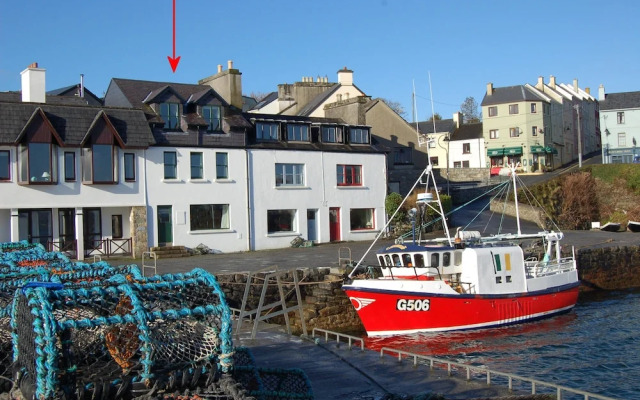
215,245,640,333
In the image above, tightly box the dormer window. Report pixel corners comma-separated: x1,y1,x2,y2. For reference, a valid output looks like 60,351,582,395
160,102,180,130
348,127,369,144
17,109,61,185
81,111,124,184
19,142,58,184
321,125,343,143
256,122,279,141
286,124,309,142
202,105,221,132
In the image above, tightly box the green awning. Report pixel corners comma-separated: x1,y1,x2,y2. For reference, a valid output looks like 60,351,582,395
503,146,523,155
545,146,558,154
487,148,504,156
530,145,546,154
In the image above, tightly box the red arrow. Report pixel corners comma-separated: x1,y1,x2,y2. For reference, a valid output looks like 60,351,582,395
167,0,180,72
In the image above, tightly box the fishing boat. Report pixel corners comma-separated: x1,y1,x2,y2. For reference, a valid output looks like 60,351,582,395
342,164,580,336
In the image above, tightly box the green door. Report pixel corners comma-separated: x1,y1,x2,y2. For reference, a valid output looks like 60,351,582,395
157,206,173,246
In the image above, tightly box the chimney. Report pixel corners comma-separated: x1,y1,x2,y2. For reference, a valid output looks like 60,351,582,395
549,75,556,89
80,74,85,98
585,87,590,95
537,76,544,89
337,67,353,86
598,84,605,101
20,62,46,103
453,112,463,128
198,60,243,109
486,82,494,96
573,79,579,93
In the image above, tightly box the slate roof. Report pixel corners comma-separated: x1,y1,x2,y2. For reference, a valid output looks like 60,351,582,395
0,91,93,106
451,122,483,141
416,119,455,134
249,92,278,111
599,91,640,111
481,85,546,106
297,84,340,117
47,85,103,106
0,100,153,147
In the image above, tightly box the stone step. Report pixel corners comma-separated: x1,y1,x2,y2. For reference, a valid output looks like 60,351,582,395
155,253,191,259
150,245,186,252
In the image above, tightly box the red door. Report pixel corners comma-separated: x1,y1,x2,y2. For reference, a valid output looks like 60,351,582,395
329,207,340,242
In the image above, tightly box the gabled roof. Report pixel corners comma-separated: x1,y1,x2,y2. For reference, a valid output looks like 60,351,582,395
451,122,483,141
15,107,64,146
249,92,278,111
106,78,225,108
416,119,455,134
297,84,340,116
599,91,640,111
47,84,103,106
142,85,184,104
481,85,546,106
0,100,152,147
80,110,127,148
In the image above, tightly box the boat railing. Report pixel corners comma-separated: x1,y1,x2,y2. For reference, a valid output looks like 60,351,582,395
525,257,576,279
377,346,618,400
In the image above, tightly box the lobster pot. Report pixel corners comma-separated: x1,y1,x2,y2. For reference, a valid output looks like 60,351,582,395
13,268,233,400
0,240,45,254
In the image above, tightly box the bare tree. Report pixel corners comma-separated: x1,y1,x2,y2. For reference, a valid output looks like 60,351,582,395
427,113,442,121
245,91,271,102
381,98,407,119
460,96,480,122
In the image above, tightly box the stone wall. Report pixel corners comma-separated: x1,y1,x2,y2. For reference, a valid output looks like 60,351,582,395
216,267,364,335
130,206,148,259
576,245,640,289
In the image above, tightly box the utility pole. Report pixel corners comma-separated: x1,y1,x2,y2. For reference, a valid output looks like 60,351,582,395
574,104,582,168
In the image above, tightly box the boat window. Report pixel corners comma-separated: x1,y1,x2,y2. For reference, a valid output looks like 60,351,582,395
392,254,401,266
454,251,462,266
414,254,425,267
443,252,451,267
378,255,385,266
430,253,439,267
496,276,502,284
506,276,512,283
402,254,412,267
384,255,392,266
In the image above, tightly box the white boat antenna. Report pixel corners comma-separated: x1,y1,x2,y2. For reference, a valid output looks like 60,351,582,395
429,71,437,137
510,163,522,235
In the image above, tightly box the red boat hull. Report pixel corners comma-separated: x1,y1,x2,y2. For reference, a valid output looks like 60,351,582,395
343,283,580,336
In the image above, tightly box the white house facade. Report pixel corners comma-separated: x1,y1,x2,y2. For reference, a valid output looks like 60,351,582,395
598,85,640,163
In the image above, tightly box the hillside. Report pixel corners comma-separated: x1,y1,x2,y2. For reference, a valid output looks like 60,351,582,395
526,164,640,230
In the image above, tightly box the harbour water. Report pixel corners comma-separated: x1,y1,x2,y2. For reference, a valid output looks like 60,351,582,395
362,290,640,399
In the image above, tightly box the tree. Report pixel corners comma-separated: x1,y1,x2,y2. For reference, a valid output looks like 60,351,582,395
381,98,407,119
460,96,480,123
427,113,442,121
245,91,271,102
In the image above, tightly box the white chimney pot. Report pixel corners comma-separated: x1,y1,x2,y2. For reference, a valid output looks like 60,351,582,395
21,62,46,103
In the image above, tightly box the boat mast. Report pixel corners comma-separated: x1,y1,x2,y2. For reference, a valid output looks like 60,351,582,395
510,164,522,236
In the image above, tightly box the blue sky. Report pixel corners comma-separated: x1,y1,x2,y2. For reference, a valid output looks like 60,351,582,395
1,0,639,120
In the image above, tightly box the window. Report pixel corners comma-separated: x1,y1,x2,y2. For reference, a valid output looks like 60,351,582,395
350,208,374,230
164,151,177,179
0,150,8,181
349,128,369,144
617,112,625,124
111,215,123,239
509,127,519,137
337,164,362,186
286,124,309,141
267,209,296,233
443,252,451,267
431,253,439,267
190,204,229,230
256,122,279,141
202,105,221,132
463,143,471,154
430,157,439,166
488,106,498,117
532,126,538,137
454,161,461,168
63,152,75,181
18,209,52,247
124,153,135,181
531,103,537,113
190,152,203,179
275,163,304,186
322,126,343,143
428,140,436,148
216,152,228,179
490,129,499,139
463,160,469,168
160,103,180,130
20,142,56,183
83,144,115,183
394,147,412,165
618,132,626,147
509,104,519,114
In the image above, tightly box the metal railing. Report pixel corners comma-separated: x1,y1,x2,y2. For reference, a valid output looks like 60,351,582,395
310,328,617,400
84,238,132,258
377,347,618,400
